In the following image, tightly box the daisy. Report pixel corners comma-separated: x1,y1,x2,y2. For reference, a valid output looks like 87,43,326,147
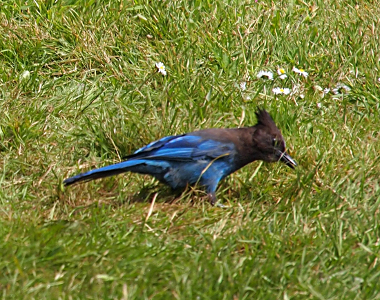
257,70,274,80
272,87,291,95
239,81,247,91
332,83,350,94
290,84,301,96
277,68,287,79
314,85,330,98
234,81,247,91
155,62,167,76
292,67,308,78
294,85,305,99
20,70,30,80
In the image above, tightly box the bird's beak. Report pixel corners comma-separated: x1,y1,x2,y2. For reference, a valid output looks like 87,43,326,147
278,151,297,169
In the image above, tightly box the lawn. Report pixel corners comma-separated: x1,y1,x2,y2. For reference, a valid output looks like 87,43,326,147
1,0,380,299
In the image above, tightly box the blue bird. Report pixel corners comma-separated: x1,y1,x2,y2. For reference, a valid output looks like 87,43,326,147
64,109,296,205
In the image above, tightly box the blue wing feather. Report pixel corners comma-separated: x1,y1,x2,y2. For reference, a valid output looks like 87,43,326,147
127,134,235,161
133,135,182,154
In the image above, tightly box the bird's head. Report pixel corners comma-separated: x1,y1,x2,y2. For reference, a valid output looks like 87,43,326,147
253,109,297,168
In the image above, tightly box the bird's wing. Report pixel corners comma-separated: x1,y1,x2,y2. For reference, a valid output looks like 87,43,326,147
133,135,181,154
126,134,235,161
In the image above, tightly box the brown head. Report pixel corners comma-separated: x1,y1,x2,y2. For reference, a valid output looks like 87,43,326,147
252,109,296,168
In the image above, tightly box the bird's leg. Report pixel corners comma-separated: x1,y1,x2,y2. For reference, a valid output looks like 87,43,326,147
205,178,227,207
207,192,217,206
207,192,228,208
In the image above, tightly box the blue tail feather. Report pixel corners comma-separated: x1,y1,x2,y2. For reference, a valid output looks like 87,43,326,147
63,160,169,186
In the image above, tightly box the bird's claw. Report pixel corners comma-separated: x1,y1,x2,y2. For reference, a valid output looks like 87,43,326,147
215,202,230,209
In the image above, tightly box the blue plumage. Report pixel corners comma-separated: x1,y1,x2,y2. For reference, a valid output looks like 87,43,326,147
64,109,296,205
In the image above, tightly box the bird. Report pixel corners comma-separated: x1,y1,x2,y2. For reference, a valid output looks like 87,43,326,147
64,109,296,205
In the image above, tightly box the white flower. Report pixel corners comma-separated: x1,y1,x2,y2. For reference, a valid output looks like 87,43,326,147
332,83,350,94
292,67,308,78
234,81,247,91
272,87,291,95
314,85,329,98
316,102,322,108
291,84,301,96
155,62,167,76
20,70,30,80
277,68,287,79
239,81,247,91
320,88,330,98
257,70,274,80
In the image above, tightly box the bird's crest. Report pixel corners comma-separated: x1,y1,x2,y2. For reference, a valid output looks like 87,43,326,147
255,108,280,132
253,108,286,150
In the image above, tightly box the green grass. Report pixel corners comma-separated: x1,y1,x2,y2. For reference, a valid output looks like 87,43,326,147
1,0,380,299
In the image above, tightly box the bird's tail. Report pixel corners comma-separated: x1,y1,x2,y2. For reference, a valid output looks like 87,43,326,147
63,160,143,186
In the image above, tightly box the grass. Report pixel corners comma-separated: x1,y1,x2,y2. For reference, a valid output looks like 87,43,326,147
1,0,380,299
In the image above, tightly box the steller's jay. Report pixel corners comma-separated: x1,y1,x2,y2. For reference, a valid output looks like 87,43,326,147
64,109,296,205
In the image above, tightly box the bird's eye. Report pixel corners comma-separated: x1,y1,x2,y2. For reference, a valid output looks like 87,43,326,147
272,138,278,147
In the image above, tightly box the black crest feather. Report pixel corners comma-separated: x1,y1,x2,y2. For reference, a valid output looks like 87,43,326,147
255,108,277,128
